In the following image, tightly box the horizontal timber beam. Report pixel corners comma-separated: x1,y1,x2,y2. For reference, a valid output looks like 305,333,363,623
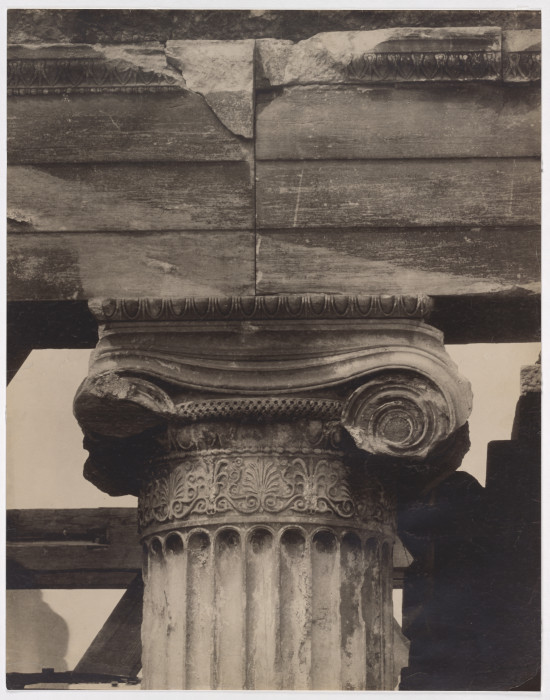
7,508,140,589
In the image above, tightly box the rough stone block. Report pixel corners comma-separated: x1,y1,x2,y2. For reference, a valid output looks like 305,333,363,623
166,39,255,137
520,364,541,395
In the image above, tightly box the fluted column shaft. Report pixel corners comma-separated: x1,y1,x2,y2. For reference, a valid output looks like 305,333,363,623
137,418,395,690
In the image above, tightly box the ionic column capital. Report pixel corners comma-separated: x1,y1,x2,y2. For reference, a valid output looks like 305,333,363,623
74,294,472,495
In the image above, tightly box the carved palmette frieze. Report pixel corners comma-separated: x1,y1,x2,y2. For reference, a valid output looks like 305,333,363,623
7,58,180,95
74,294,473,496
345,48,541,84
502,51,541,82
7,47,542,98
138,451,395,533
345,51,501,82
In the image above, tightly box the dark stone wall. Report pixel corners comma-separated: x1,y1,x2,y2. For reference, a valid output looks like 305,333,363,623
8,9,540,44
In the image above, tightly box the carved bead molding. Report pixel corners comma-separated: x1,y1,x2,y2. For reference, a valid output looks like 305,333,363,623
74,295,472,495
7,58,180,95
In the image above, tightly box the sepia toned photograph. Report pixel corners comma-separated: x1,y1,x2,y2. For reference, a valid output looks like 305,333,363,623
5,7,541,692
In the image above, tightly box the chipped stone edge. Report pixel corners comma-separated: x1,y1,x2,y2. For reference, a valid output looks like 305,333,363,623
165,39,255,138
7,41,254,139
7,28,541,136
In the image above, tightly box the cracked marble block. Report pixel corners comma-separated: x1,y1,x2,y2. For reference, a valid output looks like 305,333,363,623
74,294,472,690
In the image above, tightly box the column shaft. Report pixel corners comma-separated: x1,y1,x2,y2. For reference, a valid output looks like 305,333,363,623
138,418,395,690
141,524,394,690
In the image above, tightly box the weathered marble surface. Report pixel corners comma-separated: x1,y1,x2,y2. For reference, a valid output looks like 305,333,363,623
166,40,254,137
256,84,540,160
7,28,541,315
257,27,502,86
8,162,253,231
256,227,541,297
8,232,256,300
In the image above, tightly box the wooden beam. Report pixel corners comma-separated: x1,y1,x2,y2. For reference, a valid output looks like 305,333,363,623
7,301,98,350
6,670,140,690
7,508,141,589
427,293,540,344
6,565,138,589
74,574,143,677
6,344,31,385
7,507,138,541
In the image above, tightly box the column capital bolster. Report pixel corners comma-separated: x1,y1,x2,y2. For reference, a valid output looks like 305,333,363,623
74,295,472,495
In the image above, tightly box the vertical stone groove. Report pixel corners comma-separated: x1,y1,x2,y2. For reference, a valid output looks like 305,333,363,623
141,525,394,689
311,530,340,689
340,531,366,690
381,541,394,690
214,528,245,689
164,533,186,689
279,527,310,689
246,527,277,689
186,531,213,689
363,537,382,689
